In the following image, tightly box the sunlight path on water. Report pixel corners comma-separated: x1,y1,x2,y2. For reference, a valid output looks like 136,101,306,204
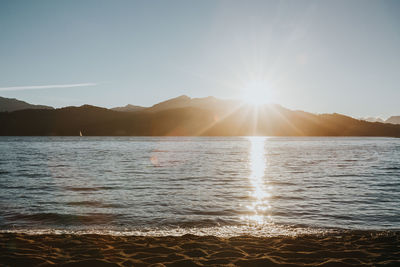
242,136,272,226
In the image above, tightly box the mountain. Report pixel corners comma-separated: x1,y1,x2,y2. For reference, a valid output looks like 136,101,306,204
1,96,399,137
147,95,192,112
0,96,53,112
111,104,146,112
113,95,242,114
386,116,400,125
144,95,241,114
360,117,384,123
360,115,400,125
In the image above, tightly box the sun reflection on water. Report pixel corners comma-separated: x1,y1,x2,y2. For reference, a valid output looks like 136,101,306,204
242,136,272,225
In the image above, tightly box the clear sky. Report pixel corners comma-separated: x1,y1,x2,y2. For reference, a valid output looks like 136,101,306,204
0,0,399,118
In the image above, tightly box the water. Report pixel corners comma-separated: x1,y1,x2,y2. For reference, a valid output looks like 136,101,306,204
0,137,399,236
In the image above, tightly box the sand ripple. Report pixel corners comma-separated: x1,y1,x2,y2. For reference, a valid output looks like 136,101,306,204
0,232,399,266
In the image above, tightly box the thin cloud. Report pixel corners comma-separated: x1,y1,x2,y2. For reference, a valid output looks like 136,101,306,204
0,83,97,91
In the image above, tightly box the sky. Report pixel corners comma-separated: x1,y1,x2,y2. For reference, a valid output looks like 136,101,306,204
0,0,399,118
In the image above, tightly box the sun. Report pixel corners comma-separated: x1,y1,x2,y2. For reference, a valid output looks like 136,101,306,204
241,81,274,106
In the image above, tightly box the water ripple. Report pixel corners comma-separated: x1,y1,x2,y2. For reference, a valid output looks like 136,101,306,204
0,136,399,236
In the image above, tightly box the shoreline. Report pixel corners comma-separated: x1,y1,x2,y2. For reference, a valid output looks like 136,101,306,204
1,232,399,266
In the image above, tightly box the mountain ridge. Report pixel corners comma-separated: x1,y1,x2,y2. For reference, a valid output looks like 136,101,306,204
0,95,399,137
0,96,54,112
111,104,146,112
386,116,400,125
360,116,400,125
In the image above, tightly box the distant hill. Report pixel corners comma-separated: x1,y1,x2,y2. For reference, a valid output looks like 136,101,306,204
360,117,384,123
111,104,146,112
360,115,400,125
147,95,192,112
112,95,242,116
111,95,197,113
386,116,400,125
0,96,53,112
1,96,399,137
139,95,241,114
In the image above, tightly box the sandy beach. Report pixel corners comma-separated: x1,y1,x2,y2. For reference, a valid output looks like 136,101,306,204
1,231,399,266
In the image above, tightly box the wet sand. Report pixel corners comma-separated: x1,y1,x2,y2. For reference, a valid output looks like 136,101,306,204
1,232,399,266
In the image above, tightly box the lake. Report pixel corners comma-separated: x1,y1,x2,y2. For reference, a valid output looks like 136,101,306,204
0,137,399,236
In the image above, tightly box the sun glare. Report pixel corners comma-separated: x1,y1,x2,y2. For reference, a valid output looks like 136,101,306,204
241,81,274,106
241,136,272,225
